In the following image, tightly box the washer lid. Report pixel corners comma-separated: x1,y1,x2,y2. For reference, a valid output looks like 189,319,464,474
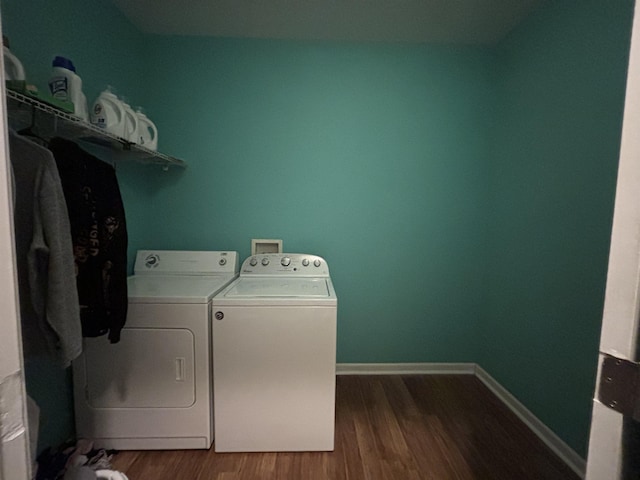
128,274,237,303
223,277,330,298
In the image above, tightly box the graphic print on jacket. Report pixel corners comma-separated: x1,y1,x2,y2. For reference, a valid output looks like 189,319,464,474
49,138,128,343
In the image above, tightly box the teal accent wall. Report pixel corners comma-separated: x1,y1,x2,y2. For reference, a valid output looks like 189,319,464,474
142,38,493,363
482,0,634,456
1,0,150,452
1,0,144,105
1,0,635,463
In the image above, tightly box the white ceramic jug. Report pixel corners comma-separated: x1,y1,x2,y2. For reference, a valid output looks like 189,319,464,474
122,102,139,143
90,88,126,137
135,109,158,151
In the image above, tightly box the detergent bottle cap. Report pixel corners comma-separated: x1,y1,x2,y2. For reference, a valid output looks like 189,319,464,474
52,56,76,72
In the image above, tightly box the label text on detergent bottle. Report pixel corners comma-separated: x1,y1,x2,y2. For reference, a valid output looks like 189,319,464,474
92,103,106,128
49,77,68,99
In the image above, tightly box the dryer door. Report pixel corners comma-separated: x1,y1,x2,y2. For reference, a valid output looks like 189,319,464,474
82,328,196,408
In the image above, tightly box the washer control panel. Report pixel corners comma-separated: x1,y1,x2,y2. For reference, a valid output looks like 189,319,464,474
240,253,329,276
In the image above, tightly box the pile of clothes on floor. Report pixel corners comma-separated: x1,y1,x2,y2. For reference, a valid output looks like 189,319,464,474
35,439,128,480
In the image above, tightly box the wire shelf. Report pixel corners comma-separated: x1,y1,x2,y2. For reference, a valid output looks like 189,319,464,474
6,89,186,169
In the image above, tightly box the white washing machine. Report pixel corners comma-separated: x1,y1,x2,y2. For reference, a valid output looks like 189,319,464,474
212,253,337,452
73,250,239,450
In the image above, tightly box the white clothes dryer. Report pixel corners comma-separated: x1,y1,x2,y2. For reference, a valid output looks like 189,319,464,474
73,250,239,450
212,253,337,452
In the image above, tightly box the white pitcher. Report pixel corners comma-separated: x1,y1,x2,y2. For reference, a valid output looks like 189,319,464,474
90,88,126,137
135,109,158,151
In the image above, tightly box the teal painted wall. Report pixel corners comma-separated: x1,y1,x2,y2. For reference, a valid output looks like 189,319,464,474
1,0,150,451
142,38,493,363
482,0,634,456
1,0,144,106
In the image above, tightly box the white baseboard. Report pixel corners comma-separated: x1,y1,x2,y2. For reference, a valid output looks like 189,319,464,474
335,362,586,478
473,365,586,478
336,362,476,375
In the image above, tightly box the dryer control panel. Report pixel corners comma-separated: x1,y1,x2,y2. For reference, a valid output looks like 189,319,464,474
241,253,329,277
134,250,240,275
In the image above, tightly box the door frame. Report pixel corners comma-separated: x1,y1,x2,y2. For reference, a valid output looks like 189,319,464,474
585,2,640,478
0,7,31,479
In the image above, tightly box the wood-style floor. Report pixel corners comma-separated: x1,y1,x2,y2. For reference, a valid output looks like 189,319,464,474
111,375,579,480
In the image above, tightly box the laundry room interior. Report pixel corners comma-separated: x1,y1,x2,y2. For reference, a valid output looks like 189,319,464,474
1,0,636,476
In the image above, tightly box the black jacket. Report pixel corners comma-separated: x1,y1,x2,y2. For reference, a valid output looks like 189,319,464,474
49,138,128,343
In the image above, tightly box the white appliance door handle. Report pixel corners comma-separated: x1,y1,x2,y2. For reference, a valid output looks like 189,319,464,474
175,357,185,381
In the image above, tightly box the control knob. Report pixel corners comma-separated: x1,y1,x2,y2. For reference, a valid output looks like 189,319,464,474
249,257,258,266
314,259,321,267
302,258,309,267
281,256,291,267
261,257,270,266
